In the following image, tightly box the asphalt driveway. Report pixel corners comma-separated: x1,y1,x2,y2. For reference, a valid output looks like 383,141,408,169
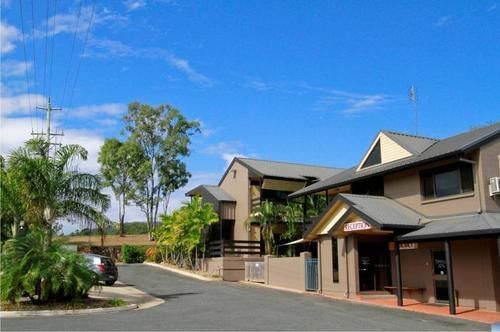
2,264,489,331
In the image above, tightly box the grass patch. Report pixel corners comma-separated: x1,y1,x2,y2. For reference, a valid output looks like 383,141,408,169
107,298,126,307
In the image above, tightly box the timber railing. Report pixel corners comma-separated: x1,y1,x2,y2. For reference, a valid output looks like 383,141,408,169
208,240,263,257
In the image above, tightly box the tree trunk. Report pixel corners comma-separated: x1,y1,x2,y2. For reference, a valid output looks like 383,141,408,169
118,195,125,237
11,219,19,238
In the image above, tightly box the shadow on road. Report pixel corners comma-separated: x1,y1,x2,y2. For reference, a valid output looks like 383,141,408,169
149,292,200,300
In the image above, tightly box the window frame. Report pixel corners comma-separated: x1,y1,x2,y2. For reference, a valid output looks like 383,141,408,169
332,238,339,283
420,162,474,200
432,250,447,276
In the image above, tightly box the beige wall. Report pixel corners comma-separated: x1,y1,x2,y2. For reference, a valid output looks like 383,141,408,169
394,238,500,311
265,252,311,292
201,257,224,277
220,161,250,241
478,139,500,212
384,157,481,217
222,256,264,281
220,202,236,220
319,235,358,298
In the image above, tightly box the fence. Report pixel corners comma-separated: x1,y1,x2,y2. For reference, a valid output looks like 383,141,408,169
208,240,262,257
244,261,265,282
305,258,318,291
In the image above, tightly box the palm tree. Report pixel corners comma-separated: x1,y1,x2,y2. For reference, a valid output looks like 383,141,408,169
248,200,285,255
6,138,110,247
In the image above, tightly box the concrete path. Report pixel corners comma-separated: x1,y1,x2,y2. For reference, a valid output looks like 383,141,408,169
1,264,490,331
90,281,164,310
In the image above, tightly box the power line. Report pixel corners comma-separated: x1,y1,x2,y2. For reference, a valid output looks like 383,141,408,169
47,0,58,97
68,0,96,110
18,0,34,132
42,0,50,100
61,0,83,108
30,0,39,109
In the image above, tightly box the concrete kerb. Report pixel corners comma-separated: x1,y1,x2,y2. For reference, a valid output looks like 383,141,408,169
143,262,218,281
0,282,164,318
0,304,139,318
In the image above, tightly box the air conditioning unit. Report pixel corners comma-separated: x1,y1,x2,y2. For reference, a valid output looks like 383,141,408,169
489,177,500,196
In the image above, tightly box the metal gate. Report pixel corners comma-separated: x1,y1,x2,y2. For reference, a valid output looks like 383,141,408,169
305,258,318,291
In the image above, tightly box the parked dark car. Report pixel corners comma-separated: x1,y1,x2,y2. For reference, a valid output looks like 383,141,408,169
84,253,118,286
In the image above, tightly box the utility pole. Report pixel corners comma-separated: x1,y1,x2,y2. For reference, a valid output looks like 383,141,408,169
409,85,418,135
31,97,64,157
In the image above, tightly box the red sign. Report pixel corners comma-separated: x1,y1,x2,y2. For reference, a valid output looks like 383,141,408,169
343,221,372,232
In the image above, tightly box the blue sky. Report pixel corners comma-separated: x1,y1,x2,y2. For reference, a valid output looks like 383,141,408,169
1,0,499,231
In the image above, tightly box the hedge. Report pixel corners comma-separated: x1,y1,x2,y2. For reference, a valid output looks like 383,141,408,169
121,245,147,263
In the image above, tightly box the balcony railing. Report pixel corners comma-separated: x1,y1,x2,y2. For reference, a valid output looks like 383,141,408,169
208,240,263,257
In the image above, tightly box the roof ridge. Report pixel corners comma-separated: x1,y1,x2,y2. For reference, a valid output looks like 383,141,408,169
236,157,343,170
382,130,439,141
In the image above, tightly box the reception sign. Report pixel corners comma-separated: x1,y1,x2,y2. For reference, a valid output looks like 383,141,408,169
343,220,372,232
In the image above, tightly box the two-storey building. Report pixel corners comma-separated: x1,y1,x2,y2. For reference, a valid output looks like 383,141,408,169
187,157,343,251
289,123,500,313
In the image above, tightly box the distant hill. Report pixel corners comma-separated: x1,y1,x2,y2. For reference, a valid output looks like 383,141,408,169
69,221,149,236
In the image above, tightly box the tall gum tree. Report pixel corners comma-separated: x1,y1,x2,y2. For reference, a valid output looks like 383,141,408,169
98,139,143,237
123,102,200,240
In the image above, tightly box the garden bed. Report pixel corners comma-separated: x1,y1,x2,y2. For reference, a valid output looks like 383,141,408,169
0,298,126,311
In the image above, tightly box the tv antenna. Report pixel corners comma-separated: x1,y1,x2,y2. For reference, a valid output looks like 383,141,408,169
409,85,418,135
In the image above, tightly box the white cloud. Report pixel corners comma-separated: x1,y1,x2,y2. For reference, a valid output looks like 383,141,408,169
434,16,452,27
33,5,127,39
1,60,32,77
299,84,394,115
204,142,248,167
70,103,126,118
0,0,12,7
87,38,213,86
198,120,216,138
488,3,499,11
164,53,213,86
0,92,46,116
124,0,147,11
0,21,20,54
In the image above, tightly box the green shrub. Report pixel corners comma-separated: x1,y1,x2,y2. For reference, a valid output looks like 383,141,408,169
0,229,99,304
122,245,146,263
107,298,126,307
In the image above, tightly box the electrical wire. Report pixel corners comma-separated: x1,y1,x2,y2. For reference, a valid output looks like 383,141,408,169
42,0,50,101
18,0,34,133
67,0,96,110
30,0,39,109
60,0,83,108
47,0,58,98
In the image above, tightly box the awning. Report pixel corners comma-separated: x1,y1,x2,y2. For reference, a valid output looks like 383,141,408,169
279,238,309,246
397,212,500,242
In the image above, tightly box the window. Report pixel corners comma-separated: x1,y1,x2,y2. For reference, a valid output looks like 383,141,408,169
432,250,447,275
361,141,381,168
332,238,339,283
421,163,474,199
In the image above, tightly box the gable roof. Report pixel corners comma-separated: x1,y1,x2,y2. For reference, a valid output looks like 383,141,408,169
185,185,235,202
382,131,438,155
398,212,500,241
219,157,344,185
290,122,500,198
304,193,424,239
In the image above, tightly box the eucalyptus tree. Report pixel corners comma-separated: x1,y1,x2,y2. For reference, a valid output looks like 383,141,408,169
7,138,110,247
123,102,200,239
98,138,143,237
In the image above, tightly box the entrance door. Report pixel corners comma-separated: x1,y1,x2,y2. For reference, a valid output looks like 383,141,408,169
358,241,391,291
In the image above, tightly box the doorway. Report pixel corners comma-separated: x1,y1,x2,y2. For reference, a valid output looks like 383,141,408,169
358,240,392,291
